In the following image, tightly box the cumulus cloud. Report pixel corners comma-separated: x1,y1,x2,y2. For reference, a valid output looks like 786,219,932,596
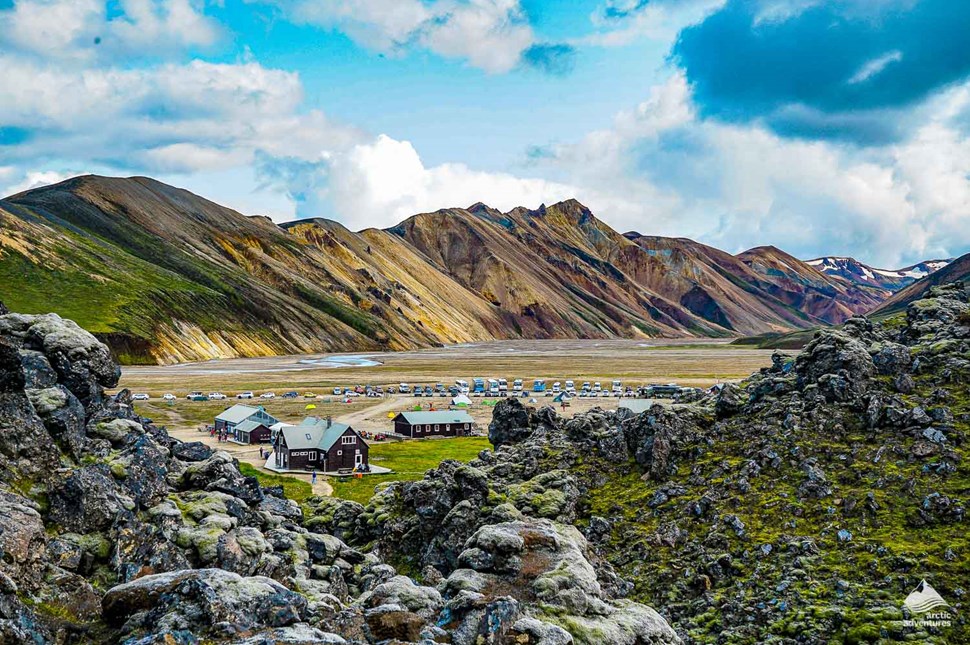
0,55,365,174
258,134,581,228
0,0,221,62
258,0,571,74
533,72,970,267
673,0,970,144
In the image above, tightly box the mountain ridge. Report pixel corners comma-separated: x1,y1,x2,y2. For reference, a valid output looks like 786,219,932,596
0,175,950,364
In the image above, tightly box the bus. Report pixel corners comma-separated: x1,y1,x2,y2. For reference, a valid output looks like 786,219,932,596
533,379,546,392
456,379,469,394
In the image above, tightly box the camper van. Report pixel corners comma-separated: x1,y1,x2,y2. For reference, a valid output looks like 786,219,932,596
565,380,576,394
533,379,546,393
456,380,470,394
487,379,500,396
593,382,602,393
512,379,523,392
498,378,508,396
473,378,485,395
552,381,562,394
612,380,623,395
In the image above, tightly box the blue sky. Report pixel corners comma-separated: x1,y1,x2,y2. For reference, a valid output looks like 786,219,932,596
1,0,968,267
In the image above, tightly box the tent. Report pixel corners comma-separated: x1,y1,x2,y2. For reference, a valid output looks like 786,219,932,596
451,394,472,407
553,392,572,403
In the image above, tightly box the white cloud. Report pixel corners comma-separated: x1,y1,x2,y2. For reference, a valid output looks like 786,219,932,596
0,169,78,197
0,55,365,174
585,0,725,47
848,50,903,85
0,0,220,62
533,72,970,267
294,134,580,228
262,0,538,73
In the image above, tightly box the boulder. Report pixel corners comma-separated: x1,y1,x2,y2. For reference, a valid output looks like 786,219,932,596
0,340,59,479
171,441,214,462
27,386,87,458
489,398,535,447
102,569,308,638
444,519,680,644
48,465,133,533
795,329,875,401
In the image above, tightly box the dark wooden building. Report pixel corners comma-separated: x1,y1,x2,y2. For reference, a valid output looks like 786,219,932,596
393,410,474,438
233,419,272,444
215,404,278,434
273,416,368,472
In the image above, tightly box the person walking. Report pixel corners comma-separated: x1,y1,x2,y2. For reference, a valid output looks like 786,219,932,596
311,470,317,485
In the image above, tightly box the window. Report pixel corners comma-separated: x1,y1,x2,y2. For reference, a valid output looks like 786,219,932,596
341,436,355,445
434,424,440,433
305,433,312,440
464,423,469,430
337,450,343,456
308,452,316,461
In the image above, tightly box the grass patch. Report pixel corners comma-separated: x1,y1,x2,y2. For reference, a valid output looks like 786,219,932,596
330,436,491,504
238,462,314,506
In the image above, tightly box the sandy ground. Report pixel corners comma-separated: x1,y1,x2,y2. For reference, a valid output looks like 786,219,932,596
118,338,778,396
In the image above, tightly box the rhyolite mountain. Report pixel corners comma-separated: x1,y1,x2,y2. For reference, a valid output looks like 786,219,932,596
871,251,970,316
807,256,953,293
0,175,947,364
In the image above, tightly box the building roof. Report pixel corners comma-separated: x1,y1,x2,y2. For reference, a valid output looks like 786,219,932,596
215,404,260,424
235,419,269,434
281,417,355,451
397,410,474,425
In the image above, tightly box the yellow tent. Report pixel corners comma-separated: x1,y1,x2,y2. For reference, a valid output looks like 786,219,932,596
386,412,395,418
305,404,317,410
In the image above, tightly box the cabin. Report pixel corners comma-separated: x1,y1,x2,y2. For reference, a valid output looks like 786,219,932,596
393,410,474,438
233,419,272,444
273,416,368,472
215,404,278,434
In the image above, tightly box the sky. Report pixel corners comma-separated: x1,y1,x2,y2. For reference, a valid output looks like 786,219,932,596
1,0,968,267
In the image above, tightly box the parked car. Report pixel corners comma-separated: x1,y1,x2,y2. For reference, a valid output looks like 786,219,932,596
281,391,298,398
333,387,342,395
162,393,177,401
132,393,150,401
303,392,317,398
187,392,209,402
237,391,254,399
260,392,276,399
209,392,226,400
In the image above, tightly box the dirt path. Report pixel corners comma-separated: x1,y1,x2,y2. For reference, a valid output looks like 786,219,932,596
338,396,403,432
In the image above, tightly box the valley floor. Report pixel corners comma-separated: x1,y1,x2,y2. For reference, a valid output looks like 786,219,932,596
119,338,777,393
127,339,776,506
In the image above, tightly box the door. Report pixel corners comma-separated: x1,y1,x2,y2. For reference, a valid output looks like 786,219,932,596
355,450,363,468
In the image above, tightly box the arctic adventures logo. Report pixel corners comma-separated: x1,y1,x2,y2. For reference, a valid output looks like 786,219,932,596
902,580,952,628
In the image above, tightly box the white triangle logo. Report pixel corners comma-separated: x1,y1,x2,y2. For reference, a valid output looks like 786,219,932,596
903,580,949,614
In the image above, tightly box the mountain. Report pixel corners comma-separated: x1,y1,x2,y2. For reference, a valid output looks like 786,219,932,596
737,245,886,323
0,175,899,364
806,256,952,292
870,251,970,316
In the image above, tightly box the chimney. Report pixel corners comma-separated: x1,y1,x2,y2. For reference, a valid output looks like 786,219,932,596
327,415,332,428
